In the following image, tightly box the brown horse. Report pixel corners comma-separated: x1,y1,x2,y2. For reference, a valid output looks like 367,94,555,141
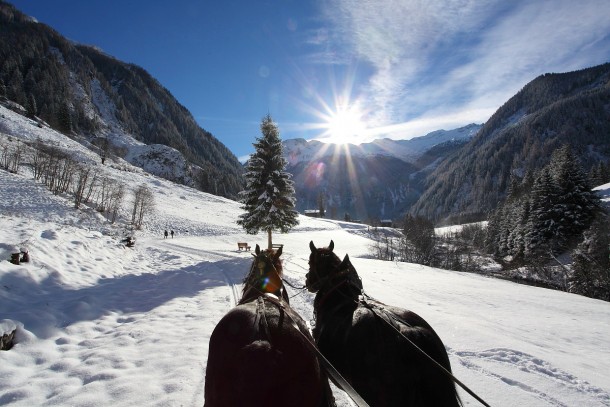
307,240,462,407
204,244,334,407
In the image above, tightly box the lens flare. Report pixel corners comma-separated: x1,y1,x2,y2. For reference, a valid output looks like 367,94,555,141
304,161,326,188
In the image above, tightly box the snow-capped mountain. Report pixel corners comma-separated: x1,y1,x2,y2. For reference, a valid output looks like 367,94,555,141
410,63,610,222
282,124,481,222
283,123,481,166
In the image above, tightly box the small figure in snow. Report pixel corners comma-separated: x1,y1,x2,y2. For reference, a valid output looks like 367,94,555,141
20,249,29,263
164,230,168,239
170,230,174,239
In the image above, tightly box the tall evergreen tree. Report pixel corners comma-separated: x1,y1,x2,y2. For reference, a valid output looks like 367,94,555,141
589,163,606,187
26,93,37,118
551,145,599,250
507,200,529,260
57,101,72,134
525,168,559,258
237,115,299,249
570,215,610,301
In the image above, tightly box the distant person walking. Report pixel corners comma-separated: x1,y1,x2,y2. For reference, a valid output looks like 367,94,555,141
170,230,174,239
164,230,168,239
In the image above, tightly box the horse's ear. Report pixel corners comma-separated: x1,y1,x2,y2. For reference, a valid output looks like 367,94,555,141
255,244,260,255
339,253,350,269
309,241,316,252
329,240,334,252
274,244,283,260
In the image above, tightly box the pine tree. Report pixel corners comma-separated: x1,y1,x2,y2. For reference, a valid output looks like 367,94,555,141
589,163,605,187
524,168,558,259
57,101,72,134
570,215,610,301
484,209,502,255
551,145,599,251
237,115,299,249
26,93,37,118
507,200,529,260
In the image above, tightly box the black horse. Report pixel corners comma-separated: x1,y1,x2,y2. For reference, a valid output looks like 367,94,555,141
307,240,462,407
204,244,334,407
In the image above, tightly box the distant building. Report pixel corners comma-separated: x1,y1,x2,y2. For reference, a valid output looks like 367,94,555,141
380,219,393,227
304,209,322,218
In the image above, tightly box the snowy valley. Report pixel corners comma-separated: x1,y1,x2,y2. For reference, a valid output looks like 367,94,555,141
1,104,610,406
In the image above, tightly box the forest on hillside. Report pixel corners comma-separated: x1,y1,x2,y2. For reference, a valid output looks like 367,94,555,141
0,1,244,198
411,63,610,223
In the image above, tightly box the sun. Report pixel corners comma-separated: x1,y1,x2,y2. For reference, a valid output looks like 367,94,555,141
323,104,367,145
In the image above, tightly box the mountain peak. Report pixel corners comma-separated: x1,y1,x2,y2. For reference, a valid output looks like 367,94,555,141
283,123,482,165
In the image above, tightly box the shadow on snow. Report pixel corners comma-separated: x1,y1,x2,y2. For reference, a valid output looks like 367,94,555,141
0,257,253,339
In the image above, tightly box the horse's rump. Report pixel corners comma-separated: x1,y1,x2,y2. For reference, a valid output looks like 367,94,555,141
205,299,331,407
312,297,459,406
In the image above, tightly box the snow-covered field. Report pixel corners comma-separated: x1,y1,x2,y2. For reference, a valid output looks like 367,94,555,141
1,106,610,406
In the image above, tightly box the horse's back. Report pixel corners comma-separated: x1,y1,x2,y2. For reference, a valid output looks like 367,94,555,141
339,301,460,406
205,301,332,407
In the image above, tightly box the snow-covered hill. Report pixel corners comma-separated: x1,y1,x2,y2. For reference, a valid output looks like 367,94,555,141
0,102,196,187
283,123,481,166
1,112,610,406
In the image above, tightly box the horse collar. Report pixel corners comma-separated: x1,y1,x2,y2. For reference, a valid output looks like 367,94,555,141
261,292,282,303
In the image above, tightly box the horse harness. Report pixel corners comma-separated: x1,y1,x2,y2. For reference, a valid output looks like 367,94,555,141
259,293,371,407
253,295,273,342
359,295,491,407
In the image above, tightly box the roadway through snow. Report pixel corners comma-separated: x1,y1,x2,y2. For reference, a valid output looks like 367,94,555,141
146,236,243,307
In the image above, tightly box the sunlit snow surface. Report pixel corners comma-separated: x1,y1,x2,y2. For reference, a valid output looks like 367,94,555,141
1,105,610,406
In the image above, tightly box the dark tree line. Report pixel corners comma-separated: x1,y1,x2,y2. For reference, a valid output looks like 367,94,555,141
369,144,609,301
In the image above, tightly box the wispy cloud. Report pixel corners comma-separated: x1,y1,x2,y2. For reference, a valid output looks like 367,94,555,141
315,0,610,140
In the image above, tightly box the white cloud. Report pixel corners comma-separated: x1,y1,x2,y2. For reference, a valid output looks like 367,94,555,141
316,0,610,139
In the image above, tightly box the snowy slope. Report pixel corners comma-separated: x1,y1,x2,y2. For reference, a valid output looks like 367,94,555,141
1,113,610,407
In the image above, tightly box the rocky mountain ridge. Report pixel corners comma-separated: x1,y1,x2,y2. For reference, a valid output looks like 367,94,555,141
0,1,244,198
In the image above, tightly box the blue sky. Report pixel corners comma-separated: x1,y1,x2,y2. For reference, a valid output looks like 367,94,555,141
9,0,610,161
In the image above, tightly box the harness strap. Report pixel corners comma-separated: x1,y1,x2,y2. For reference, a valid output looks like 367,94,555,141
255,296,272,341
361,300,491,407
261,295,370,407
281,276,307,290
